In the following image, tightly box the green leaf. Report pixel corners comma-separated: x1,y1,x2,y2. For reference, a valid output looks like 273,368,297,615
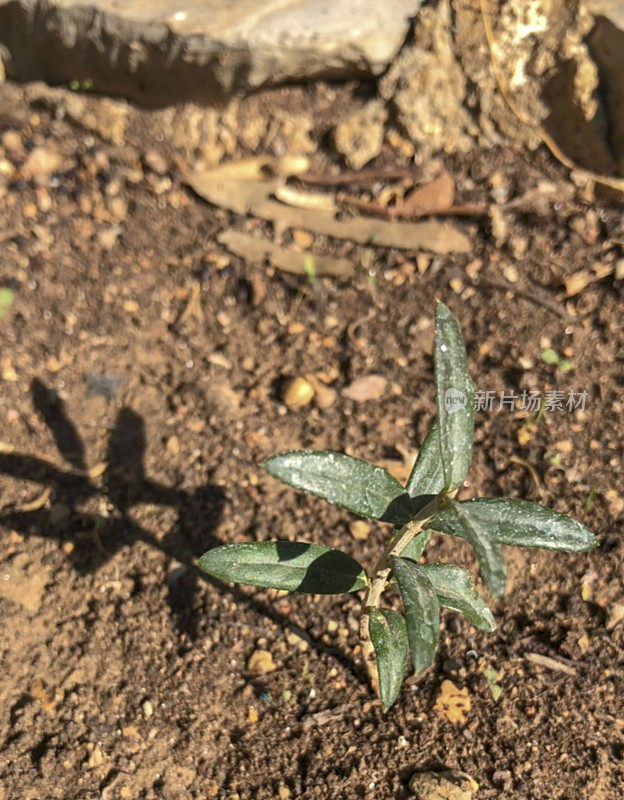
447,498,597,552
197,541,367,594
433,302,475,490
400,529,432,562
482,666,503,702
263,450,413,524
369,608,408,711
391,556,440,673
540,347,560,365
429,499,507,598
0,287,13,319
405,418,444,497
414,564,495,631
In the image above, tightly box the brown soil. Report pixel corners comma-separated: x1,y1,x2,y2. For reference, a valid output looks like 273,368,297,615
1,80,623,800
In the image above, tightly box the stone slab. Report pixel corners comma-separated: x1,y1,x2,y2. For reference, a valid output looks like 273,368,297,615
0,0,422,105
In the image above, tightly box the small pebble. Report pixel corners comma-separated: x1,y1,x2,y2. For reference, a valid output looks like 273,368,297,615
143,150,168,174
282,376,314,408
349,520,370,540
247,649,276,675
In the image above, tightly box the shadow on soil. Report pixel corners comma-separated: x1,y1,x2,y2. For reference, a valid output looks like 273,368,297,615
0,379,364,681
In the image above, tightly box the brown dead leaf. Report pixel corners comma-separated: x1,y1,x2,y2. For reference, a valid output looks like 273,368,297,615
401,171,455,215
274,185,336,212
342,375,387,401
186,172,470,254
176,281,203,325
218,229,353,278
194,155,310,182
434,680,471,724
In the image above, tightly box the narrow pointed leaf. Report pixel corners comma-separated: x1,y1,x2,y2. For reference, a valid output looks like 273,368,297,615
433,302,475,490
405,418,444,497
415,564,495,631
263,451,413,524
447,498,596,552
198,542,367,594
429,499,507,598
391,556,440,673
369,608,408,711
400,529,432,563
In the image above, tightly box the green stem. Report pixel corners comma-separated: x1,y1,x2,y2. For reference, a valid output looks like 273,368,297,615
359,493,448,696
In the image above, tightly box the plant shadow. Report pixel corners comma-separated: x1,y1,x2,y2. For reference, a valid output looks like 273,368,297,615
0,379,363,681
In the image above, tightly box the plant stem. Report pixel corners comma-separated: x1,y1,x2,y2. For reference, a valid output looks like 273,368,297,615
359,493,448,696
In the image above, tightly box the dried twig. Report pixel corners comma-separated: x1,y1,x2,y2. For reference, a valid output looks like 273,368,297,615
475,278,573,321
525,652,577,676
296,167,424,187
337,192,487,219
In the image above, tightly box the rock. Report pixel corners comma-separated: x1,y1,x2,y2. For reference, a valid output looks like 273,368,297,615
141,700,153,718
282,377,315,408
86,745,105,769
1,129,23,153
454,0,613,173
342,375,388,402
247,649,276,675
380,1,476,153
606,602,624,630
24,83,128,145
409,770,478,800
334,101,387,169
309,377,336,410
489,206,508,244
0,0,422,105
586,2,624,174
143,149,168,174
21,146,61,180
349,520,371,540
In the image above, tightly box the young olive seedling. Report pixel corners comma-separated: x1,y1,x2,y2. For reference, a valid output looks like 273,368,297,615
199,302,596,710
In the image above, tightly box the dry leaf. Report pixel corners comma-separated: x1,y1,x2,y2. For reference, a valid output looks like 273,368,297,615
401,171,455,214
176,281,203,325
187,173,470,254
218,229,353,278
434,680,471,724
274,185,336,212
197,155,310,182
342,375,387,401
